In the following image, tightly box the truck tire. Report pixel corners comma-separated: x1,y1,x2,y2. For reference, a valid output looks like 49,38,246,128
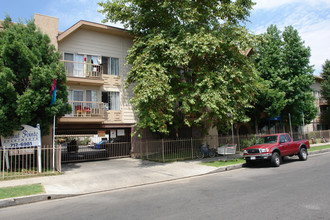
271,152,281,167
245,160,255,167
298,148,308,161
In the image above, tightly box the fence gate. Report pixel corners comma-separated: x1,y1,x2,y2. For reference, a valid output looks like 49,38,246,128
56,128,131,163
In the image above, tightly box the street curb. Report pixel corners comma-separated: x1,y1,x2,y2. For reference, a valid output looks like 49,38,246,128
309,148,330,155
0,194,78,209
0,165,245,209
210,163,244,173
0,148,329,209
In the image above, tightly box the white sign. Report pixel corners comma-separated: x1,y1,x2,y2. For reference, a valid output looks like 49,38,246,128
117,129,125,136
1,124,41,149
110,130,117,138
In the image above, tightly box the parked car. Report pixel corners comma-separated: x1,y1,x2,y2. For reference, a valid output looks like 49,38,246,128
243,133,310,167
93,138,118,149
93,140,108,149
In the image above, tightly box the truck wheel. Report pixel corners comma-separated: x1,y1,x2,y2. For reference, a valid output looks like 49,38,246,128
245,160,255,167
298,148,308,161
271,152,281,167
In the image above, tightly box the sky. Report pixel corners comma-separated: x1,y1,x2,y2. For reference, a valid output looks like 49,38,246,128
1,0,329,75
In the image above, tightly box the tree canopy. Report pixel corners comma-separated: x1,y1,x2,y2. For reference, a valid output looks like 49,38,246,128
252,25,317,129
0,17,71,137
99,0,260,136
320,59,330,127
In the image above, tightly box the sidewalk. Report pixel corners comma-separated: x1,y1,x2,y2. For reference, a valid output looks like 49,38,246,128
0,144,329,208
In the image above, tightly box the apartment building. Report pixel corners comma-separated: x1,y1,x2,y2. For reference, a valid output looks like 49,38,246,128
34,14,136,145
306,76,329,131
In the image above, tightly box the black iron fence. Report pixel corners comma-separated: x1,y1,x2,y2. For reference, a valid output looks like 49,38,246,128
61,141,131,163
55,128,132,163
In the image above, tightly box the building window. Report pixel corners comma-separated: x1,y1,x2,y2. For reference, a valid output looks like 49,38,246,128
64,52,100,77
102,91,120,110
102,57,119,76
110,58,119,76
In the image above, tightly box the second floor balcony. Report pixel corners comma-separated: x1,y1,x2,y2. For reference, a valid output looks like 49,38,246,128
60,101,105,123
59,101,124,124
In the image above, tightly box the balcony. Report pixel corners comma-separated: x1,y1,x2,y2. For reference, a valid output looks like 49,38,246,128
319,98,328,106
62,60,104,86
59,101,105,123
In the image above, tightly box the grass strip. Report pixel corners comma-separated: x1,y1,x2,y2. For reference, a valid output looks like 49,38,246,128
310,144,330,152
202,158,245,168
0,183,45,200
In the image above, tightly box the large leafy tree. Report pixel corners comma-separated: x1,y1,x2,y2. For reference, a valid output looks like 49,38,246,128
253,25,316,129
250,25,286,131
99,0,260,136
320,60,330,127
0,17,71,137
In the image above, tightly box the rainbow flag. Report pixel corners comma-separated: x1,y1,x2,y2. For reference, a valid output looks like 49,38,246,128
50,79,57,106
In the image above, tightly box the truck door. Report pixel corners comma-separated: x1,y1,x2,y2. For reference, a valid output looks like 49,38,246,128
285,134,296,155
279,134,290,156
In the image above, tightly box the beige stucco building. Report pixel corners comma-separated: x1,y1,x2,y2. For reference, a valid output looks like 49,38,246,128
34,14,136,144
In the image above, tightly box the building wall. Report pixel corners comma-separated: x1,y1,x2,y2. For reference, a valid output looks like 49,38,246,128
305,77,325,131
58,28,136,124
34,14,59,49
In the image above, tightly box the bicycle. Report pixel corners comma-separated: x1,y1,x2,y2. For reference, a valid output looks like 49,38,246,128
196,144,216,159
322,137,328,143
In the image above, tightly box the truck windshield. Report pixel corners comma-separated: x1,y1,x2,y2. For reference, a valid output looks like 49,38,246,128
256,136,278,144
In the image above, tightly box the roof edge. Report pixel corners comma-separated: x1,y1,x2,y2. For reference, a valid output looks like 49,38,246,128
57,20,131,41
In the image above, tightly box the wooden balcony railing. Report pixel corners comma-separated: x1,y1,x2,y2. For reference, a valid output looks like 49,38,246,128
62,60,103,78
65,101,105,118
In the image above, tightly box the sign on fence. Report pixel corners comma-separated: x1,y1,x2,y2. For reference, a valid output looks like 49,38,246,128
1,124,41,149
1,124,42,172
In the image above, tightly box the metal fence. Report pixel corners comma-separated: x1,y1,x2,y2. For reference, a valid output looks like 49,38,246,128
132,130,330,163
133,138,203,162
305,130,330,143
1,146,61,180
55,128,132,163
61,141,131,163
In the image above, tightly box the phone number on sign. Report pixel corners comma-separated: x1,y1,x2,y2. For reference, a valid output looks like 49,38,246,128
10,142,34,148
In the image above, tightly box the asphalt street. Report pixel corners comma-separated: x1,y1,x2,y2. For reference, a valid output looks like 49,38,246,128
1,152,330,220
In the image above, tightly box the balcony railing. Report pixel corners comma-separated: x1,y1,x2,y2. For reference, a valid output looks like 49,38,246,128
319,98,328,105
62,60,103,78
65,101,105,118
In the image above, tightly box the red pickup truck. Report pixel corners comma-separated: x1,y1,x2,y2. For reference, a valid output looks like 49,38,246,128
243,133,310,167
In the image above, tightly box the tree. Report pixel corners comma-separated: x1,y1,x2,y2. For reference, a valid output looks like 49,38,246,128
99,0,260,136
0,17,71,137
252,25,317,130
320,60,330,127
250,25,286,131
